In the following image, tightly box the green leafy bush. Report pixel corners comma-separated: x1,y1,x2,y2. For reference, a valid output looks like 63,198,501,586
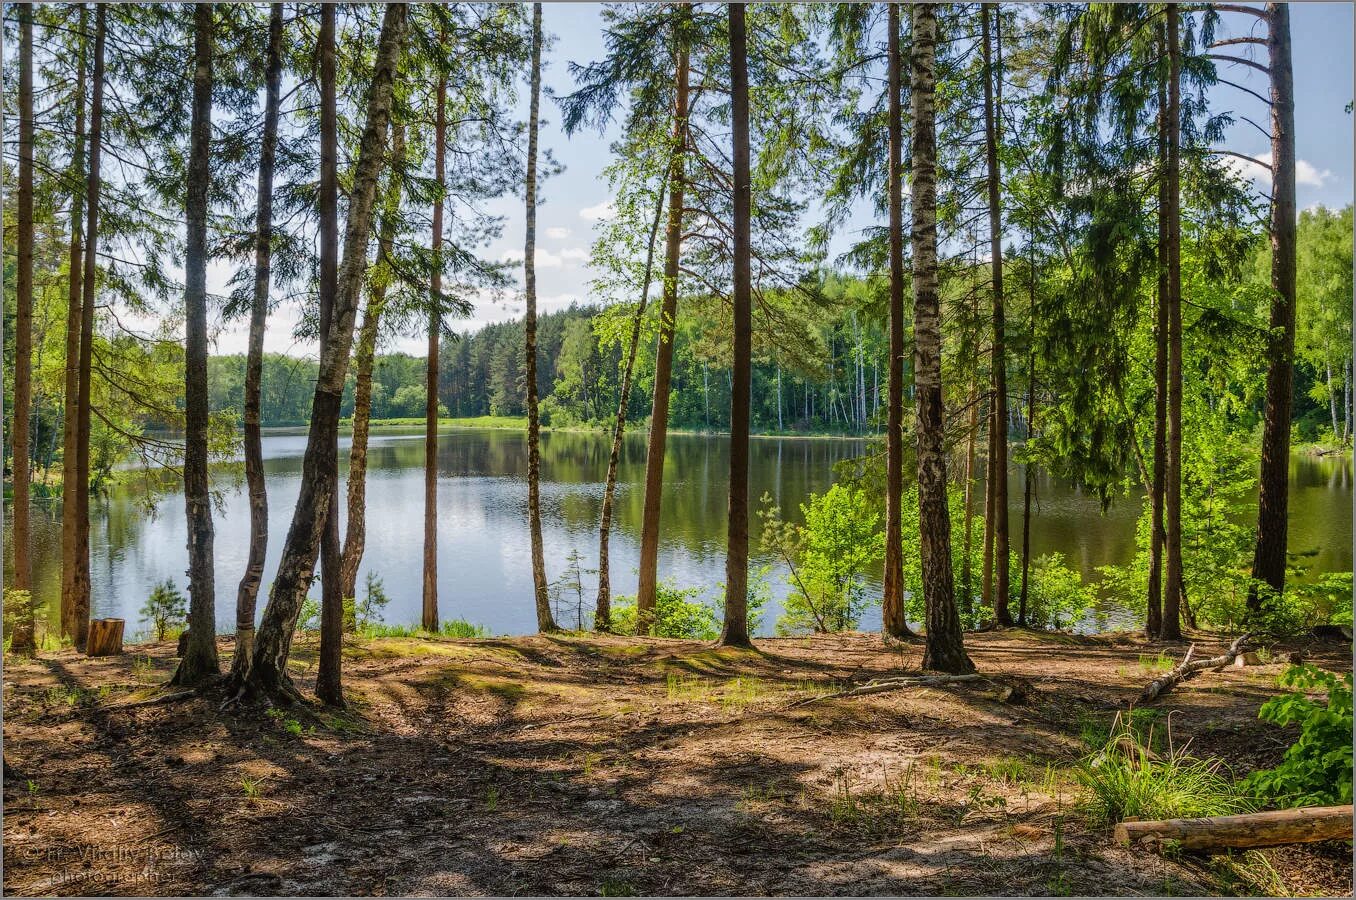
139,580,187,641
612,580,720,639
760,485,882,634
1021,553,1096,630
1242,665,1353,806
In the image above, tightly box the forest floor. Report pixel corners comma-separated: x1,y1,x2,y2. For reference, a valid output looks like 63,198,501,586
3,629,1351,897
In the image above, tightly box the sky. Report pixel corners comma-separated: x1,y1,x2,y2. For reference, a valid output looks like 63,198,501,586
206,2,1355,358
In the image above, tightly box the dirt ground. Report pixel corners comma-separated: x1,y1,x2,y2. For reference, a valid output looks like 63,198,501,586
2,629,1351,897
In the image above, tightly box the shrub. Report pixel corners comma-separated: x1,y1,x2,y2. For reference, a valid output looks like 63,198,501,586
1021,553,1096,630
1077,713,1251,824
612,580,720,639
354,572,391,630
761,485,882,634
1242,665,1353,807
139,580,187,642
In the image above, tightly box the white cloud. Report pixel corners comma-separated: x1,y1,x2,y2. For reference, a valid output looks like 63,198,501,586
545,226,571,240
579,200,616,221
1225,150,1332,188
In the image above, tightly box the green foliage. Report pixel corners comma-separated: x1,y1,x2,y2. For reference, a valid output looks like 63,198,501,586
760,485,882,634
612,580,720,640
138,580,187,642
1021,553,1096,630
1077,714,1252,825
1242,665,1353,807
354,572,391,630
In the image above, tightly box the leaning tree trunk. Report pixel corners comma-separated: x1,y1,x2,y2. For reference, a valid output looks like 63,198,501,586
173,2,220,686
232,3,283,677
1147,42,1168,639
911,3,974,675
635,30,689,632
236,2,406,704
424,69,447,633
719,0,752,648
981,3,1011,626
1247,3,1296,612
596,169,667,632
73,5,107,655
340,122,406,603
1162,4,1184,641
60,6,88,646
882,1,915,639
11,4,36,654
524,3,557,633
314,4,345,706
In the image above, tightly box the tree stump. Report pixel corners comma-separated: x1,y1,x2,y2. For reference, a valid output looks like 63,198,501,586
87,619,125,657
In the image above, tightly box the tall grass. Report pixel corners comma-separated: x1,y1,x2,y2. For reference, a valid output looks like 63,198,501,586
1077,712,1253,825
360,619,487,639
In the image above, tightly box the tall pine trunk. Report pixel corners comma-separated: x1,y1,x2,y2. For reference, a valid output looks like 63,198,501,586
1018,248,1037,627
1161,4,1184,640
1147,43,1168,639
635,25,689,631
341,122,406,602
72,5,107,654
596,170,667,631
11,4,36,654
60,7,87,646
911,3,973,675
425,70,447,633
525,3,557,633
981,3,1011,626
173,2,219,686
719,0,752,648
232,3,284,676
1247,3,1296,611
236,3,406,704
882,2,914,639
315,4,345,705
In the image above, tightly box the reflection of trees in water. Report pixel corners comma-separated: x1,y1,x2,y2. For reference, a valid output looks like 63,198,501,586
6,434,1351,632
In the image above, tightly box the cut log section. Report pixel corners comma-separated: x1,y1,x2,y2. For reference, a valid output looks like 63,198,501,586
1137,633,1249,705
86,618,125,657
1115,805,1353,852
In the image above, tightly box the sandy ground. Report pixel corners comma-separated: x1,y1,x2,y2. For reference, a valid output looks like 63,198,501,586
2,629,1351,897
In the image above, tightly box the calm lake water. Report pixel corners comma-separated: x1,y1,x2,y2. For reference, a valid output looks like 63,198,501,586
6,428,1352,639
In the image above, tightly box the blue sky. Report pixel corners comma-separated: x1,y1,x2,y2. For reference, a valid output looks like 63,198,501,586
218,2,1354,356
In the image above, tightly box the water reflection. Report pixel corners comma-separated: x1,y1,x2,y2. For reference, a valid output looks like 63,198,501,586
5,429,1351,638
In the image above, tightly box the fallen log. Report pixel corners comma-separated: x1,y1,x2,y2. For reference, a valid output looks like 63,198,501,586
793,673,984,706
1114,805,1353,852
1137,633,1249,705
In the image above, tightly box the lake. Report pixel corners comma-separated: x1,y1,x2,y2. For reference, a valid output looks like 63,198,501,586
6,428,1352,639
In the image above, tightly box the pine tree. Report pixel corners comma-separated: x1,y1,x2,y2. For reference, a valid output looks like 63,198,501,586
172,1,219,686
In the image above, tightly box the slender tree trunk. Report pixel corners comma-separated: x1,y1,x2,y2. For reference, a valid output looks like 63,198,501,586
72,5,107,654
882,1,914,639
314,4,346,705
911,3,973,675
11,5,36,654
1327,361,1341,439
236,2,406,704
232,3,283,677
719,0,752,648
636,26,689,631
961,383,978,615
1148,42,1168,639
1162,4,1184,640
341,122,406,603
981,393,995,609
524,4,557,633
982,4,1012,626
596,169,667,632
423,69,448,633
1247,3,1296,612
173,3,219,686
1018,249,1037,627
60,9,87,646
1345,359,1352,443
